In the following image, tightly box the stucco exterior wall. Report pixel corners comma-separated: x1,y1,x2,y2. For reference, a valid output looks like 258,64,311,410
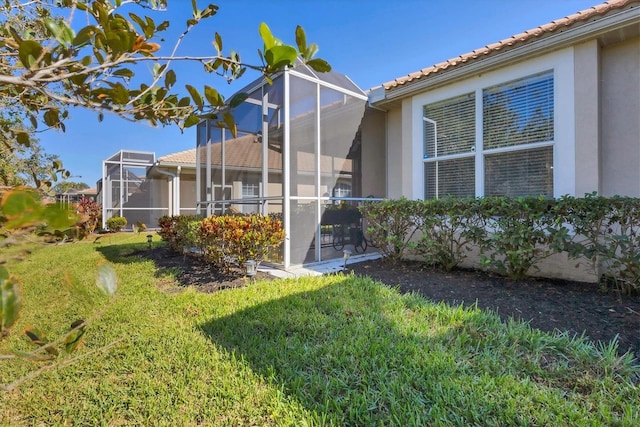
573,40,601,196
384,104,406,199
361,107,387,198
601,36,640,196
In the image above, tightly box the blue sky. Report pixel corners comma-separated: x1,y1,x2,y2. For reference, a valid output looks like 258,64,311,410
40,0,599,187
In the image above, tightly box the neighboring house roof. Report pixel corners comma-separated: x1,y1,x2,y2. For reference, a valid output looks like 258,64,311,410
155,134,353,175
377,0,640,99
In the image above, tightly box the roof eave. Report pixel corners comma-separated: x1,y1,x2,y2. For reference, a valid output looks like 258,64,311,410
372,4,640,107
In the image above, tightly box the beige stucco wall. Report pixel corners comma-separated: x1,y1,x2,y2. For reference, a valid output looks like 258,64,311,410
361,107,387,198
601,36,640,197
573,40,601,196
385,105,405,199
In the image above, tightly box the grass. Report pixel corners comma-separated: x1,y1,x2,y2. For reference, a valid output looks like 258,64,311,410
1,233,639,425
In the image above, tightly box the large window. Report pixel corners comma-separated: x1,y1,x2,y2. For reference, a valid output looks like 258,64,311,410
423,71,554,198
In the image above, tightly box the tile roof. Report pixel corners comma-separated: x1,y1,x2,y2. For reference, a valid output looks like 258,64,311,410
157,148,196,164
382,0,640,91
156,134,352,174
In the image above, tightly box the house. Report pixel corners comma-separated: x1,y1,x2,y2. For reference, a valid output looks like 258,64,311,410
368,0,640,201
102,0,640,277
366,0,640,281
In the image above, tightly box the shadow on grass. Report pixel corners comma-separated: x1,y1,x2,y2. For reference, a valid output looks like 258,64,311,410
197,276,522,425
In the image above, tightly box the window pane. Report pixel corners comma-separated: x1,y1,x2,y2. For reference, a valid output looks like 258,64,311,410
423,93,475,158
483,71,554,150
425,156,475,199
484,146,553,197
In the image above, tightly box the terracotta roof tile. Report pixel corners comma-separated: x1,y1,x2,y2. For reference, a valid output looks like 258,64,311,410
383,0,639,91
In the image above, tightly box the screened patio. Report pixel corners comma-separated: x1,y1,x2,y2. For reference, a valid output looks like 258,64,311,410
196,62,385,269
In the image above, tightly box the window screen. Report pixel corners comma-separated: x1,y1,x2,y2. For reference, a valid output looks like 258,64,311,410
484,146,553,197
423,93,475,158
425,156,475,199
483,71,554,150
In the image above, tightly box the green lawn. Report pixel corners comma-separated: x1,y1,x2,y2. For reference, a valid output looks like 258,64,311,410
1,234,639,426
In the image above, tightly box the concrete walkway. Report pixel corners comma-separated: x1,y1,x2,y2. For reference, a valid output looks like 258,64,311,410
259,252,382,279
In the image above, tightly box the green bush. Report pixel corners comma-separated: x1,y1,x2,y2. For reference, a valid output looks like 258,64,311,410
157,215,199,253
106,216,127,232
198,214,285,272
360,197,421,263
413,197,486,271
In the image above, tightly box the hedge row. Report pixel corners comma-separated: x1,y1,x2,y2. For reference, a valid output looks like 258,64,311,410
360,194,640,294
157,214,285,273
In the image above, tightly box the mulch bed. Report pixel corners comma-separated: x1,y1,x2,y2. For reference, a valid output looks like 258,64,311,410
135,247,640,358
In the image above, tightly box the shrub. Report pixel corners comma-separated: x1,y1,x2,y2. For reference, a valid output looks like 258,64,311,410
360,197,421,263
474,197,561,280
157,215,199,253
106,216,127,232
198,214,285,272
74,197,101,236
414,197,485,271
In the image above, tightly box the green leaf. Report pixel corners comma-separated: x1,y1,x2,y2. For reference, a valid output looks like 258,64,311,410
164,69,176,88
64,328,85,354
186,85,204,110
212,32,222,55
295,25,307,56
44,18,74,45
228,92,248,109
306,58,331,73
71,25,97,47
1,272,21,331
204,86,224,107
42,203,77,230
264,45,297,70
259,22,277,50
183,114,201,128
113,68,134,78
18,40,43,68
11,350,54,362
16,131,30,146
222,111,237,137
43,109,60,128
96,264,117,296
1,187,43,229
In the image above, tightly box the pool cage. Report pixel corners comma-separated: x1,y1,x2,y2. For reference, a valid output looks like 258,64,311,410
101,150,169,229
196,62,373,269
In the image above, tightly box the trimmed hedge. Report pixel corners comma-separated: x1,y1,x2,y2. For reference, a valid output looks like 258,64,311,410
361,194,640,294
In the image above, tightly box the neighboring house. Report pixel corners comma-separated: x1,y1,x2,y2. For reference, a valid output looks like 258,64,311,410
56,187,98,208
369,0,640,201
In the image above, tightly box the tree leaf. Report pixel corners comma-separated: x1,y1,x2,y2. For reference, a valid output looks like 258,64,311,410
204,85,224,107
1,272,21,331
164,69,176,88
228,92,248,109
64,328,85,353
212,31,222,55
222,111,237,137
96,264,117,296
295,25,307,56
264,45,297,70
183,114,200,128
18,40,43,68
186,85,203,110
305,58,331,73
259,22,277,50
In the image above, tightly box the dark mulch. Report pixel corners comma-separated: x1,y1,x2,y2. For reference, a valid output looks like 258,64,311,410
136,247,640,358
350,259,640,358
133,247,275,293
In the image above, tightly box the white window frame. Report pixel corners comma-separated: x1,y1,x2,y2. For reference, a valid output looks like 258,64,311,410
411,47,576,199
